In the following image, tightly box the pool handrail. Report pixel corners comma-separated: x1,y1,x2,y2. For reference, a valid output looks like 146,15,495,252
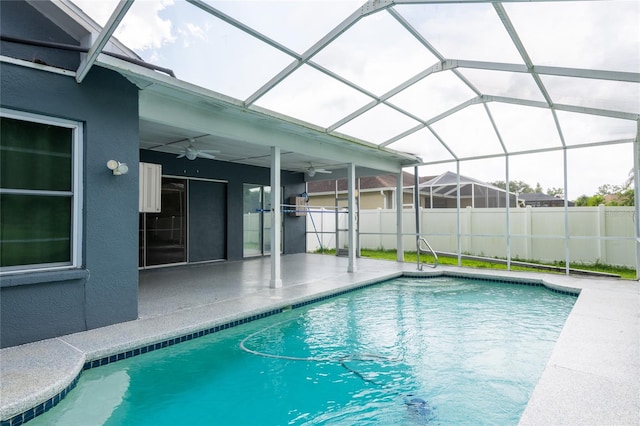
417,236,438,270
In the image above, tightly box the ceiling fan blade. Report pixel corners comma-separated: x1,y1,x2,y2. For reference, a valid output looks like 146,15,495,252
198,152,216,160
317,169,332,174
200,150,220,154
177,153,185,158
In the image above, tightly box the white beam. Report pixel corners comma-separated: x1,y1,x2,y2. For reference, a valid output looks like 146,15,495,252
493,3,555,109
449,59,640,83
487,95,639,121
417,138,636,166
394,0,587,5
347,163,357,273
76,0,133,83
270,146,282,288
244,7,365,106
187,0,299,59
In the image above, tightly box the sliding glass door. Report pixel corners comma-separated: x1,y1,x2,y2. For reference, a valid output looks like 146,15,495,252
243,184,281,257
243,184,263,257
140,177,228,268
141,177,187,267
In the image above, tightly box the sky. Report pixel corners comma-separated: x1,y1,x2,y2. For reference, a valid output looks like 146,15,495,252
73,0,639,200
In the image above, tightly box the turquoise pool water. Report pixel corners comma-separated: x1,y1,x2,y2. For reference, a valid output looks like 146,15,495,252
30,276,575,425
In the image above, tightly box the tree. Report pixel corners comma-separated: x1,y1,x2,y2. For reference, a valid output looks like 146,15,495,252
574,194,605,206
490,180,534,193
575,172,635,206
547,187,564,197
534,182,543,193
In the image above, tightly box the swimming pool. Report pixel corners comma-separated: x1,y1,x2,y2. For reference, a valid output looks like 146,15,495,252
28,276,576,425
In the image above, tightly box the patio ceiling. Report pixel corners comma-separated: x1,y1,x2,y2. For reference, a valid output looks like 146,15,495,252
45,0,640,182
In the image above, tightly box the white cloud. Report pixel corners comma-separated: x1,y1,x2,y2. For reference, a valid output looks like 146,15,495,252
185,22,206,41
72,0,176,51
116,0,175,51
177,23,207,48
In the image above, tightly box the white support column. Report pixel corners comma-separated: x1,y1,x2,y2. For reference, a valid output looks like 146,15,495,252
414,167,421,270
347,163,357,273
270,146,282,288
525,205,532,259
634,123,640,280
563,148,570,275
396,171,404,262
505,155,511,271
456,161,462,266
471,184,475,208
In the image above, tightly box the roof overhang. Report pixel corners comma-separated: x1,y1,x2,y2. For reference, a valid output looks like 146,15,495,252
96,54,421,178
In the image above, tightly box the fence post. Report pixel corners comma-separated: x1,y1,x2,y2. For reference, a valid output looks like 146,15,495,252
525,205,532,260
598,204,606,264
463,206,472,253
378,208,383,250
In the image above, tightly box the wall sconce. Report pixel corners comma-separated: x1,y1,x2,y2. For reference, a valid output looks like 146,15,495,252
106,160,129,176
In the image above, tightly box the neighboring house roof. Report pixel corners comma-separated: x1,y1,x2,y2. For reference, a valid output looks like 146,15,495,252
418,171,512,198
518,193,574,206
307,171,434,194
421,171,504,192
518,193,559,201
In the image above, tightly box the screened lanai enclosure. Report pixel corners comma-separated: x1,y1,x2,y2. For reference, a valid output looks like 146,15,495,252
63,0,638,277
421,171,517,208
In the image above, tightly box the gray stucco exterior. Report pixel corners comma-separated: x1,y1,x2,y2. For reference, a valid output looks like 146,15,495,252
0,1,307,348
0,62,141,347
1,1,140,347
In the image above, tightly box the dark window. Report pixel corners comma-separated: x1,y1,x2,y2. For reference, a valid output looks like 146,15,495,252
0,113,79,270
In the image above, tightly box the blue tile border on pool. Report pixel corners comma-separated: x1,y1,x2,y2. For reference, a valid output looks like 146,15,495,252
440,272,580,296
82,308,285,372
3,308,285,426
1,374,80,426
4,272,578,425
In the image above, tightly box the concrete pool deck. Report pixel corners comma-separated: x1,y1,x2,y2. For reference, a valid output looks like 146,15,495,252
1,254,638,425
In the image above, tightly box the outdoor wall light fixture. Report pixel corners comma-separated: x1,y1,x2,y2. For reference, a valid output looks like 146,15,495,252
106,160,129,176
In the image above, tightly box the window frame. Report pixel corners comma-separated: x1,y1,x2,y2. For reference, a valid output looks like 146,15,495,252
0,108,83,274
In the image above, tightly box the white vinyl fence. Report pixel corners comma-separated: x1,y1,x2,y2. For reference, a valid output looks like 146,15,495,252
306,205,636,268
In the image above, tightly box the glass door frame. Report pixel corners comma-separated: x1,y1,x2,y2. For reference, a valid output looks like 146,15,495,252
243,184,283,258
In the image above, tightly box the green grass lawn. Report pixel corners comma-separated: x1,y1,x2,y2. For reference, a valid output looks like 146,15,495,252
313,248,637,280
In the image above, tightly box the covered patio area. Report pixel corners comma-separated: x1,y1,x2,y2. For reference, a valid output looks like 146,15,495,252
137,254,409,319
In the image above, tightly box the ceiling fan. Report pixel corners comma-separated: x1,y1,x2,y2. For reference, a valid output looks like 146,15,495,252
305,163,332,177
177,139,219,160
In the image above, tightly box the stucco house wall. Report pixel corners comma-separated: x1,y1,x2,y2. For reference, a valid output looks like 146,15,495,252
1,55,140,347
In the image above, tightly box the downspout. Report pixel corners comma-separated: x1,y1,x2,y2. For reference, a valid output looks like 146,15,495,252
0,35,176,77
